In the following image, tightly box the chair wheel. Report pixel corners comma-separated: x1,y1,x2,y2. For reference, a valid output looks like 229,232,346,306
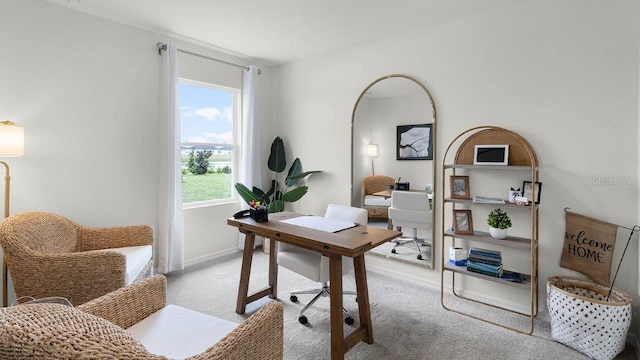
298,315,308,324
417,254,423,260
391,249,397,254
290,295,298,302
345,316,355,325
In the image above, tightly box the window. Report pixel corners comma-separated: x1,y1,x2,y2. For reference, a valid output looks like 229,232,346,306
179,79,240,205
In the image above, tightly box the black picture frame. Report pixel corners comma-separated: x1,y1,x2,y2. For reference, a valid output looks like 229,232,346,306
522,181,542,204
397,124,433,160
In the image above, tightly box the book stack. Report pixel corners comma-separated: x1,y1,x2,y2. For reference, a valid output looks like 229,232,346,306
466,247,503,277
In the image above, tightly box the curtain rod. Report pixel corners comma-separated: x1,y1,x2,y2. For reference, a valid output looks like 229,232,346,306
156,42,261,74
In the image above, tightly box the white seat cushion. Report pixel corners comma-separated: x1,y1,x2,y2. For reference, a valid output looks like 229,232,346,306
95,245,152,284
391,191,429,210
364,195,391,206
278,247,322,281
126,304,238,359
389,191,432,229
278,246,353,283
389,208,428,225
277,204,365,284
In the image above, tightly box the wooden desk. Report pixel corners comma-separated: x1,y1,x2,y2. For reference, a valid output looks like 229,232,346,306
227,211,401,360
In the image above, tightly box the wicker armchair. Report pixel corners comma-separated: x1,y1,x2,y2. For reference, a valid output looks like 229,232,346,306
0,275,284,359
360,175,395,219
0,211,153,306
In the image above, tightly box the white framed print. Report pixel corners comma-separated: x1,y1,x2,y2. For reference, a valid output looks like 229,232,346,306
473,144,509,165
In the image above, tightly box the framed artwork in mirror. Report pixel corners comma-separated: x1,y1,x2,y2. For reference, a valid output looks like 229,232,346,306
450,175,471,199
397,124,433,160
453,210,474,234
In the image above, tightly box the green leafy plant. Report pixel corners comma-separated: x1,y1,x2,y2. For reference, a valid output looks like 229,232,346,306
487,208,512,230
188,149,212,175
235,137,323,213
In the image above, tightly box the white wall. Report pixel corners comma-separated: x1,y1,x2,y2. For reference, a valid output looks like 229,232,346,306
0,0,273,302
1,0,161,225
274,0,640,325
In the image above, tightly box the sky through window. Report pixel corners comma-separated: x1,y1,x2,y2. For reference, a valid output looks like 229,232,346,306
179,82,233,145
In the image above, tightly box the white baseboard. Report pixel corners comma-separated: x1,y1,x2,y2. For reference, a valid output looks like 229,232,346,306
184,248,242,268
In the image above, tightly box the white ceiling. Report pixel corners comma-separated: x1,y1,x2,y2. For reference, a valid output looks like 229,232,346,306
42,0,521,65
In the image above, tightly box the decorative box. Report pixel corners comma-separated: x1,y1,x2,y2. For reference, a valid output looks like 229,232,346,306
396,182,410,190
249,206,269,222
449,247,467,266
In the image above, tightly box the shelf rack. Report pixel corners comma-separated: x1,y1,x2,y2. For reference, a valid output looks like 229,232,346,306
440,126,539,334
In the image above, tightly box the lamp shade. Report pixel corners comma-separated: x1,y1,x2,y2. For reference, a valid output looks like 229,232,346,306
0,121,24,157
367,143,379,158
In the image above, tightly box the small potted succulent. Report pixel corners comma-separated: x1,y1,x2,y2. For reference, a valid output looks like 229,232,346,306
487,208,512,239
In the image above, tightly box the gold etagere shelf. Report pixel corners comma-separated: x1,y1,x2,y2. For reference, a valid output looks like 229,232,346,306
440,126,539,335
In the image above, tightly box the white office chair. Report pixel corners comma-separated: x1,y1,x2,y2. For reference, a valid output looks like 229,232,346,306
277,204,368,325
388,191,431,260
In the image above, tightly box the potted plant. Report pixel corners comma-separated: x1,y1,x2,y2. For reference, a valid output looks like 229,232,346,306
487,208,512,239
235,136,323,213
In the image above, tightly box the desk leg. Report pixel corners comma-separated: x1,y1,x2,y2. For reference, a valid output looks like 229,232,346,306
354,254,373,343
329,253,345,360
236,232,255,314
268,239,278,299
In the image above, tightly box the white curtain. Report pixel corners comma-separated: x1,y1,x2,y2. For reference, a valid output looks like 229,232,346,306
238,65,262,249
157,41,185,273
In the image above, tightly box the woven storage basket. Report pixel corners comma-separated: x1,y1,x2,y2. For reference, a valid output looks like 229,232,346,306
547,276,632,360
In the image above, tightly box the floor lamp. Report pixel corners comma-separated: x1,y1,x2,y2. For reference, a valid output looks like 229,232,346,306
367,143,379,175
0,121,24,307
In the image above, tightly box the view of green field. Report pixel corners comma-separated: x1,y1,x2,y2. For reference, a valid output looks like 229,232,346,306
181,153,233,203
182,172,232,202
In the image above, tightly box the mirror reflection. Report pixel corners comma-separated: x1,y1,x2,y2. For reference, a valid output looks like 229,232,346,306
351,75,436,269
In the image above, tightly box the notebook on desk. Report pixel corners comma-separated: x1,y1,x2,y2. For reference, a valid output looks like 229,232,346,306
280,216,357,233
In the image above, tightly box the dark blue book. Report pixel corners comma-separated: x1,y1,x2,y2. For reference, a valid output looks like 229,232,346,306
469,247,502,259
467,255,502,266
469,248,502,257
467,262,503,276
467,266,502,277
467,261,503,273
500,270,526,282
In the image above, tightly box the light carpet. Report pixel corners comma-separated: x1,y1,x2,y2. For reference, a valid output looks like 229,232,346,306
367,218,433,268
165,250,635,360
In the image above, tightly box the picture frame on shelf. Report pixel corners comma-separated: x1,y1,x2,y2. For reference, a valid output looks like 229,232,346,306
396,124,433,160
522,181,542,204
473,144,509,165
453,210,474,235
450,175,471,199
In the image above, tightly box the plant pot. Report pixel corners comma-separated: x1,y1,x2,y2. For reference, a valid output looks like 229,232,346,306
489,227,508,239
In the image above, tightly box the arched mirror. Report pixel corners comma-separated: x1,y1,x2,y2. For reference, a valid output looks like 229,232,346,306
351,74,437,269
